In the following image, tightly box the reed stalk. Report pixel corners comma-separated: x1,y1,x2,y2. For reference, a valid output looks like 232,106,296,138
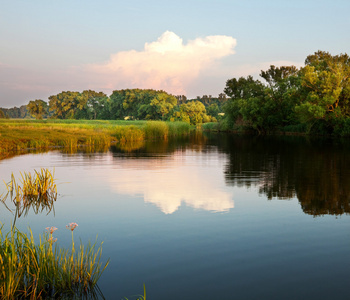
0,225,109,299
1,169,57,225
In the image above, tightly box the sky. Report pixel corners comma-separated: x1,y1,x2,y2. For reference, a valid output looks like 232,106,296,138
1,0,349,108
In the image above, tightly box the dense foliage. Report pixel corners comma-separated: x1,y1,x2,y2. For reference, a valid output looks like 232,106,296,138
27,99,48,119
222,51,350,136
0,105,29,118
108,89,177,120
7,89,217,125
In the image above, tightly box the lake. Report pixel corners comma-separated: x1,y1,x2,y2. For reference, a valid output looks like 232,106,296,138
1,133,349,300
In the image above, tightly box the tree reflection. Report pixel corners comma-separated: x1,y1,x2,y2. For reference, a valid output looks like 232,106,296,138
216,134,350,216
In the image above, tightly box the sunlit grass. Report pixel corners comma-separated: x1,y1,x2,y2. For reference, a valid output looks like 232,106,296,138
1,169,57,223
144,121,169,139
0,119,191,156
0,225,109,299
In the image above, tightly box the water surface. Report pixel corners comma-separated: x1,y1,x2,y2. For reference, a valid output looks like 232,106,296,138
1,133,349,299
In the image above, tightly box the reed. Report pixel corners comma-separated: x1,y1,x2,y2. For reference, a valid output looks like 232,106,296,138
0,225,109,299
0,119,119,154
0,119,191,156
201,122,219,131
144,121,169,139
1,169,57,223
0,169,109,299
167,121,191,136
112,125,145,143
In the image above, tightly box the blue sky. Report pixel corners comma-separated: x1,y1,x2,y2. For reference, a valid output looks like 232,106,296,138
1,0,349,107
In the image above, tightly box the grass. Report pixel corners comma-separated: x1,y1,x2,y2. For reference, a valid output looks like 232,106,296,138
1,169,57,226
0,119,191,156
0,225,108,299
123,284,146,300
166,121,191,136
144,121,169,139
201,122,220,131
0,169,109,299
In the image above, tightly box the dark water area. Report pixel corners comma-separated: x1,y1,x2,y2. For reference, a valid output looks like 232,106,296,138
0,133,349,299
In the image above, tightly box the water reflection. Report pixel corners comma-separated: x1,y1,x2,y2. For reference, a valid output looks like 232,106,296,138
214,134,350,216
3,133,349,217
107,133,350,216
108,148,233,214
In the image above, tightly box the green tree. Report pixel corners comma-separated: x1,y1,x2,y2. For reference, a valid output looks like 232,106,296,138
295,51,350,122
48,91,80,119
171,100,213,125
75,90,108,119
223,67,301,133
206,103,220,117
260,65,301,127
109,89,177,120
27,99,48,119
223,76,267,131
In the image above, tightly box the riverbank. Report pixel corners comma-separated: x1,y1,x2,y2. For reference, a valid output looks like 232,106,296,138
0,119,191,157
201,121,350,138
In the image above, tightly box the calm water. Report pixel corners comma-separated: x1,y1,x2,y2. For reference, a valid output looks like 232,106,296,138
1,133,349,300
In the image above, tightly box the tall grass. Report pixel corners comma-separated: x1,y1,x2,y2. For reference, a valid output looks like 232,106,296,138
0,225,109,299
0,119,191,156
144,121,191,140
112,125,145,143
1,169,57,225
144,121,169,139
0,169,109,299
200,122,219,131
167,121,191,136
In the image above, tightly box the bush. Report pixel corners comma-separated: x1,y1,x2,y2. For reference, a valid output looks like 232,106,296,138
333,118,350,137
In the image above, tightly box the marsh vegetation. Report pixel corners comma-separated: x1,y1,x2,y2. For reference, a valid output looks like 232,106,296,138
0,169,109,299
0,119,190,155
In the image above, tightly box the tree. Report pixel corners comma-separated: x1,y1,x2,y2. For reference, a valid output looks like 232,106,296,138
0,106,29,118
27,99,48,119
259,65,301,127
171,100,213,125
223,76,267,131
48,91,80,119
206,103,220,117
295,51,350,122
76,90,108,119
109,89,177,120
0,109,5,118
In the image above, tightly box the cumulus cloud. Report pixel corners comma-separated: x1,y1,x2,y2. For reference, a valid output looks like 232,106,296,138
87,31,237,95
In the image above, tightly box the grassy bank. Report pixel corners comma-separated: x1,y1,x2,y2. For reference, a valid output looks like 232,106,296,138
0,119,191,155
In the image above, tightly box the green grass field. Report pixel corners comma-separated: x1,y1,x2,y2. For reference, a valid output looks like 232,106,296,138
0,119,191,156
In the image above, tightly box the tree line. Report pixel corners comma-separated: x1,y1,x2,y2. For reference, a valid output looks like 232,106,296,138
0,89,224,125
222,50,350,136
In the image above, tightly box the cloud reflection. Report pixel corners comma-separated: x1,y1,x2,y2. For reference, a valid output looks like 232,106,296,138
108,152,234,214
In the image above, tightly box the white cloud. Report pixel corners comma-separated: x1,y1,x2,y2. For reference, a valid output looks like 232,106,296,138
87,31,237,95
